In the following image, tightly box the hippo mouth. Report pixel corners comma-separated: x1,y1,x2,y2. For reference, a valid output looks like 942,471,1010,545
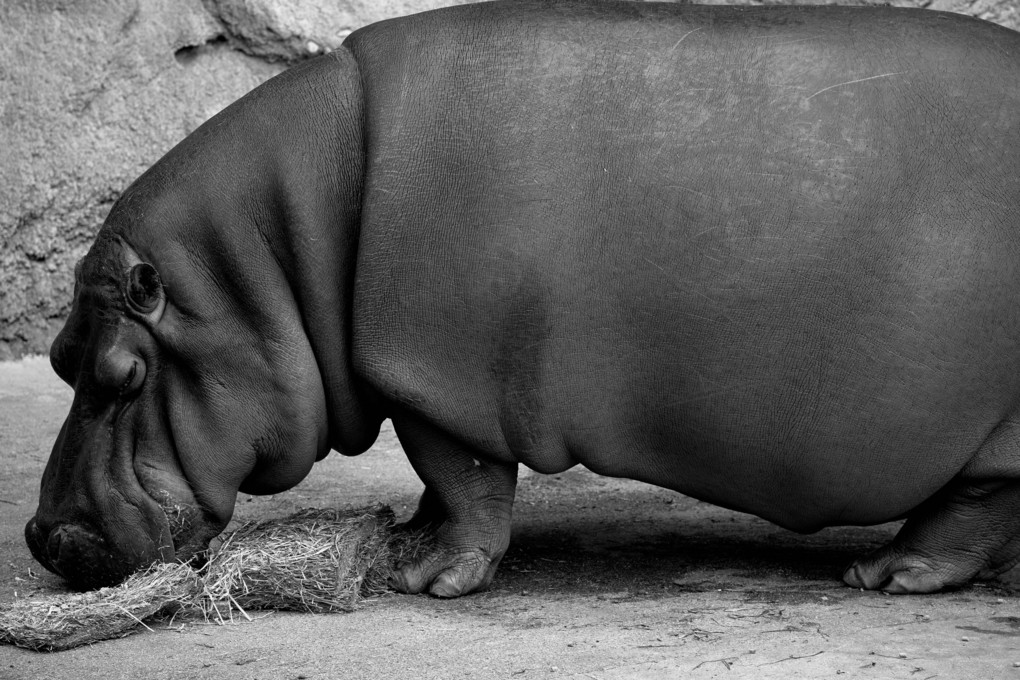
149,488,223,567
25,457,220,590
25,491,213,590
24,508,175,591
25,519,132,589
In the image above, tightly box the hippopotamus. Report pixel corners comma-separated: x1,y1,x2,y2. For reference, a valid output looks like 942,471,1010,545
26,0,1020,596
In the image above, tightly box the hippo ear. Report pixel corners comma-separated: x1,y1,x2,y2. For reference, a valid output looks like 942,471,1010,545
125,263,164,316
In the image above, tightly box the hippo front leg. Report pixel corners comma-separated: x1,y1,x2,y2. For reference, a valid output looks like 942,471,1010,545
400,486,446,532
390,413,518,597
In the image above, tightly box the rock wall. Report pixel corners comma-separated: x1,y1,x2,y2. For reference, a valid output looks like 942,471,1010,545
2,0,1018,359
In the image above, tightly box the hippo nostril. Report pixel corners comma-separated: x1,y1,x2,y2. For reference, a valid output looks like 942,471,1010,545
25,517,41,546
47,526,65,561
47,526,60,554
32,523,123,589
24,518,51,568
42,524,100,573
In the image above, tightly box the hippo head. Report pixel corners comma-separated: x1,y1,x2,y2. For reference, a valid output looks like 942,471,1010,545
25,51,374,590
24,219,333,588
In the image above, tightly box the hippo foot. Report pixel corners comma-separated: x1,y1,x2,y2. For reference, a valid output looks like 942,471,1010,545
843,548,974,594
391,490,503,596
843,479,1020,594
390,532,502,598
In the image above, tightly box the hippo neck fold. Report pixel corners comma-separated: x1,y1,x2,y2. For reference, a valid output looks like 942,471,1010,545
110,47,381,461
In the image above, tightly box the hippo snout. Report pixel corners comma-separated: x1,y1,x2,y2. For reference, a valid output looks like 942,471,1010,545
25,518,130,590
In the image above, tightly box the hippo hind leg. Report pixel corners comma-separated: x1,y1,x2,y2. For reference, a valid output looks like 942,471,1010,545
845,422,1020,593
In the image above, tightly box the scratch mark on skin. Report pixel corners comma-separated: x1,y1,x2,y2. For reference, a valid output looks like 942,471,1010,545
766,37,824,46
642,256,734,324
806,72,906,100
665,385,748,408
694,225,722,239
669,28,703,51
665,184,711,201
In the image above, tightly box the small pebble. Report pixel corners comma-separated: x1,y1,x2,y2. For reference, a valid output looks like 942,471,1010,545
898,653,907,659
961,636,969,642
1012,661,1020,667
306,40,320,54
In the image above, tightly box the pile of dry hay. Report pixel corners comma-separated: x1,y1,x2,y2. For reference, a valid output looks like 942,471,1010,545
0,505,431,652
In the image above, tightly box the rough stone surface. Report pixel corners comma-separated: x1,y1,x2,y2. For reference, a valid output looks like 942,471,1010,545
2,0,1018,359
205,0,477,62
0,0,282,360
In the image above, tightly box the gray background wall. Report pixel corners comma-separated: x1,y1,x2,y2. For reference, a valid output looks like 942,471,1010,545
2,0,1017,360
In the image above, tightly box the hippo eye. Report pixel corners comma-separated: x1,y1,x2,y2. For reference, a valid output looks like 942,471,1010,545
125,263,163,314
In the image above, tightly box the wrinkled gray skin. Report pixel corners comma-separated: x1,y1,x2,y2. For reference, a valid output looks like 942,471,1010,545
27,0,1020,596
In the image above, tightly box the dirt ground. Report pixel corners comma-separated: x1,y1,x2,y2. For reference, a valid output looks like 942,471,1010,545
1,356,1019,679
